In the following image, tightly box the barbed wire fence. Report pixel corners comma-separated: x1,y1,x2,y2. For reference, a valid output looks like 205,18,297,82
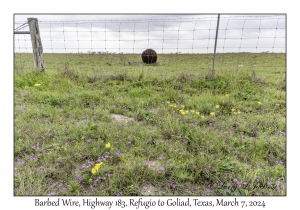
14,14,286,76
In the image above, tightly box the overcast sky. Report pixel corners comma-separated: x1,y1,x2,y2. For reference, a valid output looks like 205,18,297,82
14,14,286,54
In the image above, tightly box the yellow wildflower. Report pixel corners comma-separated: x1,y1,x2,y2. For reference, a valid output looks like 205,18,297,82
91,162,103,174
34,83,41,87
95,162,103,166
216,105,220,109
225,94,229,97
258,102,262,105
181,105,185,108
95,162,103,170
201,115,205,119
210,112,215,116
233,112,237,115
95,162,103,168
185,110,189,113
231,108,235,112
196,111,200,115
179,110,185,115
166,101,170,104
105,142,111,148
237,110,241,114
91,168,97,174
191,110,195,113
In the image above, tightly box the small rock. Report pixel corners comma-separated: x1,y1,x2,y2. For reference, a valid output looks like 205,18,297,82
110,114,135,123
140,184,157,196
146,161,161,171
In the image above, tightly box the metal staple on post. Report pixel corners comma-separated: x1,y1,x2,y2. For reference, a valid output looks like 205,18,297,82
27,17,45,71
212,14,220,76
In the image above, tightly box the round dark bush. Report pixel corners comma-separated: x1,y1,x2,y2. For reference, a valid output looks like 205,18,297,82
141,49,157,64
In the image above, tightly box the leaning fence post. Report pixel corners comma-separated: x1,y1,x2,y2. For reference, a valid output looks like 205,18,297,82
212,14,220,76
28,18,45,71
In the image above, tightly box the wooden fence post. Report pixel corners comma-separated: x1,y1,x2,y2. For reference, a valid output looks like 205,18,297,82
27,18,45,71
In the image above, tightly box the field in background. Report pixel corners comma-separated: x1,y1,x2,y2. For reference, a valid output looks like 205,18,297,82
15,52,285,76
14,53,286,196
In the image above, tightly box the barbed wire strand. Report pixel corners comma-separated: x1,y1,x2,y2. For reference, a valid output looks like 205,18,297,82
14,22,28,31
14,15,283,24
35,36,284,42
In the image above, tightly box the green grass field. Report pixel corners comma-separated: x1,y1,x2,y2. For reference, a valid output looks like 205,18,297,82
14,53,286,196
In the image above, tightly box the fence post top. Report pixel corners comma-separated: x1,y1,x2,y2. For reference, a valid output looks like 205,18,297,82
27,17,38,21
